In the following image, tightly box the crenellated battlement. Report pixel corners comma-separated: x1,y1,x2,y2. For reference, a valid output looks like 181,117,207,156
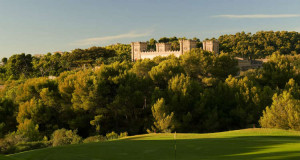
140,51,182,59
141,50,180,54
131,39,219,61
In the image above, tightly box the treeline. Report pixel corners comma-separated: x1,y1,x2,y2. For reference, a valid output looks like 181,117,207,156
219,31,300,58
1,31,299,83
0,49,240,138
0,44,131,82
0,31,300,153
144,31,300,59
1,48,300,153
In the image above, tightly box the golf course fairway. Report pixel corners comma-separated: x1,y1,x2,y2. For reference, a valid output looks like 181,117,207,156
6,128,300,160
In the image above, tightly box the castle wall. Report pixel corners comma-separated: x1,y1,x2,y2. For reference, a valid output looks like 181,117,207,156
131,40,199,61
236,57,268,71
140,51,181,59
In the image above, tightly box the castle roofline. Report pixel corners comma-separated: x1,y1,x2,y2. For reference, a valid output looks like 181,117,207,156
203,39,219,42
156,42,171,44
156,42,172,47
131,41,147,44
179,39,197,42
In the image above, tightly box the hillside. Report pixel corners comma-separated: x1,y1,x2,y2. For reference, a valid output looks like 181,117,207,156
0,155,19,160
8,128,300,160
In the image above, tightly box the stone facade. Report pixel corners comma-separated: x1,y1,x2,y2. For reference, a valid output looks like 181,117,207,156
235,57,268,72
156,43,171,52
203,40,219,54
131,42,148,61
131,39,219,61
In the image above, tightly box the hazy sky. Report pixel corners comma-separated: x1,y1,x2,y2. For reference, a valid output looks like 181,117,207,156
0,0,300,59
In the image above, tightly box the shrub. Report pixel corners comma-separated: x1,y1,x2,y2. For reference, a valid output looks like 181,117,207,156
119,132,128,138
0,132,28,154
106,131,118,140
83,135,106,143
17,119,41,141
0,132,51,154
51,129,82,147
0,138,15,154
15,141,50,153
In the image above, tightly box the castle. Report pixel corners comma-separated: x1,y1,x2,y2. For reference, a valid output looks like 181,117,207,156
131,39,219,61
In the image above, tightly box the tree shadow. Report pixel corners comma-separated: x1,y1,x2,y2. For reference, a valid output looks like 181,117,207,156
10,136,300,160
173,136,300,160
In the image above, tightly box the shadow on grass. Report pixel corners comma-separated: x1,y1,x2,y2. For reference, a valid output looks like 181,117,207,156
0,154,21,160
10,136,300,160
120,135,153,141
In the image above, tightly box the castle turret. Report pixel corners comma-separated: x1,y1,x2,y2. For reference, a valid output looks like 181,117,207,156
156,43,171,52
179,39,197,55
131,42,147,61
203,40,219,54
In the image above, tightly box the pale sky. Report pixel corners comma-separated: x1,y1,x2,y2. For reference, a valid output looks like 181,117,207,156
0,0,300,59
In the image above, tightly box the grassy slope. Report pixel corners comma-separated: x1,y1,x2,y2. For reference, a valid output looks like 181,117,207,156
9,128,300,160
0,155,21,160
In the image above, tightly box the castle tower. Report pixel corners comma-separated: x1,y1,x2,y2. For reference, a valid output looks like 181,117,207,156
179,39,197,55
131,42,147,61
156,43,171,52
203,40,219,54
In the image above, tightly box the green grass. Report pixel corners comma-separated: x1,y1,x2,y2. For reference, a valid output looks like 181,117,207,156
0,155,21,160
8,128,300,160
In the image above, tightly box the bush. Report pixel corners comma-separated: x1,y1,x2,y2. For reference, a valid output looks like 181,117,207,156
17,119,41,141
0,132,51,154
119,132,128,138
106,131,118,140
51,129,82,147
83,135,106,143
15,141,50,153
0,132,28,154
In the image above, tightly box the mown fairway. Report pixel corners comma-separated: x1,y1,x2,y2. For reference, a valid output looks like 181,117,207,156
0,155,18,160
7,128,300,160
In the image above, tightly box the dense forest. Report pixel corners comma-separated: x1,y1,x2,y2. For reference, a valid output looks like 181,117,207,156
0,31,300,154
219,31,300,58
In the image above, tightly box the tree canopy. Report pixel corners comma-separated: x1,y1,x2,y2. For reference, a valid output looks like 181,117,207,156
0,31,300,154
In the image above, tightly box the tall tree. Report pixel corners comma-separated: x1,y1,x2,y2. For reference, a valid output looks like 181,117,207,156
151,98,174,133
260,91,300,130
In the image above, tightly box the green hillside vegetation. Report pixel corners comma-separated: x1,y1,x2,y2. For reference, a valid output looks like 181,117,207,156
0,31,299,154
219,31,300,58
7,128,300,160
1,31,299,82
